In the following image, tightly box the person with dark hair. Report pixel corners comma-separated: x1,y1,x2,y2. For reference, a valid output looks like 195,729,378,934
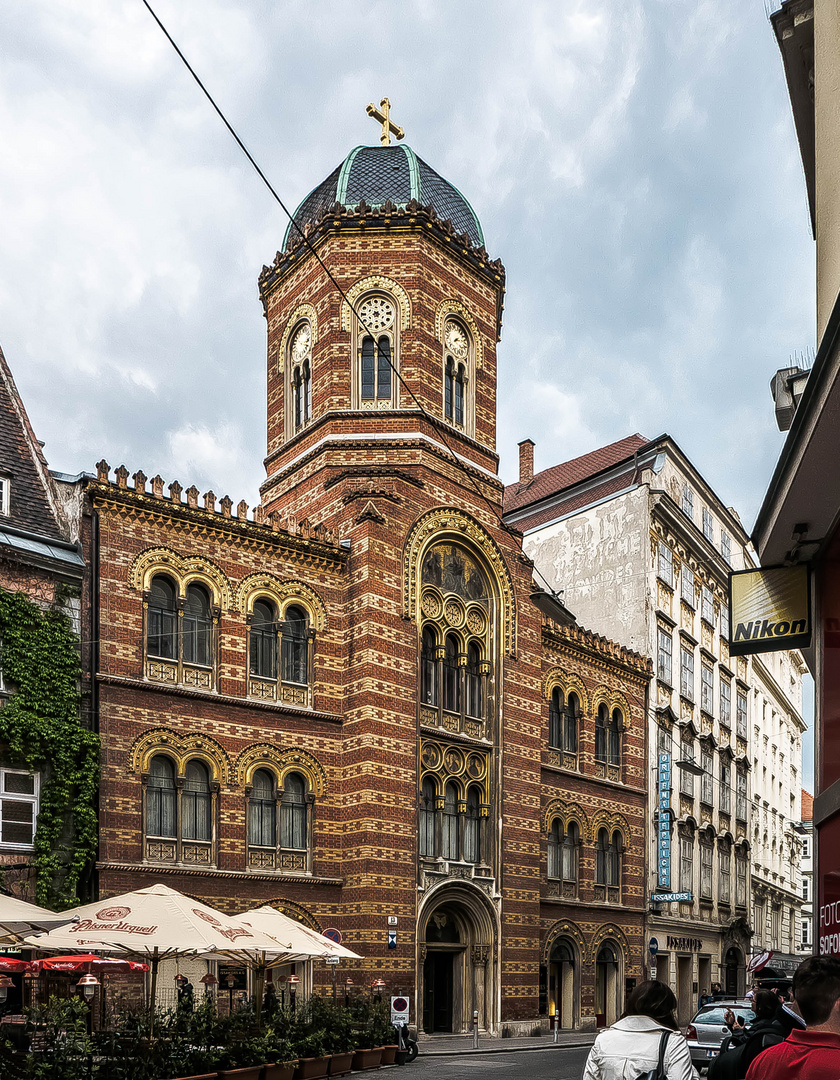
709,992,785,1080
745,955,840,1079
582,980,698,1079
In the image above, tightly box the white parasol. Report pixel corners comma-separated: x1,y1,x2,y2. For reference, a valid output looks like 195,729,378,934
0,893,77,943
26,883,293,1033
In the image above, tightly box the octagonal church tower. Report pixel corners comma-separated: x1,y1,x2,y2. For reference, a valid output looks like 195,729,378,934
257,132,545,1033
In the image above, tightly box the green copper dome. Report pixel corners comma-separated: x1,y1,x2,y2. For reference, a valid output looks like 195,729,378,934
282,144,484,252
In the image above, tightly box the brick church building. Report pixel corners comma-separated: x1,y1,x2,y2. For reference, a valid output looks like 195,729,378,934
4,128,653,1032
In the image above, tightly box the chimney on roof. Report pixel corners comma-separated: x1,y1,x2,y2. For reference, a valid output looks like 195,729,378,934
518,439,534,486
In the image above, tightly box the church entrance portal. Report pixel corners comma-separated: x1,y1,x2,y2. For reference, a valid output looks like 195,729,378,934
418,886,497,1035
595,943,620,1028
548,940,576,1029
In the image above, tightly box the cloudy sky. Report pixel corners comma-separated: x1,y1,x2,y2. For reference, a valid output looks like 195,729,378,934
0,2,815,773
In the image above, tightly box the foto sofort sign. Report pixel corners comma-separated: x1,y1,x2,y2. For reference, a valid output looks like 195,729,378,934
728,564,811,658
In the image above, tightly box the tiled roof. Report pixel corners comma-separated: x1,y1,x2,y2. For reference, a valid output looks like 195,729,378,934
512,472,636,533
504,433,649,515
0,344,66,542
801,788,813,822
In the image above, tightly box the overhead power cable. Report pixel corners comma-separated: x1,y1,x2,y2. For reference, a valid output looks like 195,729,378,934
139,0,563,601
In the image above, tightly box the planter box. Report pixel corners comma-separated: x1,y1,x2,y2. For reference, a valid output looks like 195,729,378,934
219,1069,263,1080
294,1056,331,1080
351,1048,382,1071
263,1065,298,1080
327,1052,353,1077
378,1046,398,1066
170,1075,219,1080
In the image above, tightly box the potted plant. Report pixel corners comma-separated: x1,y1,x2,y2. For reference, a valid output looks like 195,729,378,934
368,1001,398,1066
293,1028,331,1080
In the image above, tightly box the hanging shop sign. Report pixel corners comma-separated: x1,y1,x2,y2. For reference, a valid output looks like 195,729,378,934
657,752,672,891
729,565,811,657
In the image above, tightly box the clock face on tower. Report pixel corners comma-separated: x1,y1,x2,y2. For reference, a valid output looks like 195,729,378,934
444,321,468,360
291,324,311,364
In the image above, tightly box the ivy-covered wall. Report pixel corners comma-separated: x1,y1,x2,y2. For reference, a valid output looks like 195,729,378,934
0,586,99,908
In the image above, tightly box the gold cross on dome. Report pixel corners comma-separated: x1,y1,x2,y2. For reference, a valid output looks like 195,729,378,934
366,98,405,146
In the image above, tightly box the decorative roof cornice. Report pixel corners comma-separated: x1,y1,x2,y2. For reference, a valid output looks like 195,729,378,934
258,199,507,339
541,617,652,681
88,461,347,571
96,861,343,886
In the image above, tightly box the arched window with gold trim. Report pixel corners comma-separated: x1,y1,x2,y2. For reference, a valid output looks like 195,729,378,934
249,768,277,848
441,781,459,861
441,318,473,434
563,822,580,883
250,599,278,681
549,688,562,750
548,819,563,879
596,828,609,886
419,776,437,858
465,642,483,719
464,785,481,864
286,319,314,435
147,755,176,839
443,634,460,714
421,626,439,706
565,693,580,757
183,584,212,667
355,293,398,409
148,575,178,660
280,772,307,851
182,760,211,843
281,606,309,686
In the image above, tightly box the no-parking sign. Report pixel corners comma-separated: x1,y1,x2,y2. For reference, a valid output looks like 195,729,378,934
390,996,409,1025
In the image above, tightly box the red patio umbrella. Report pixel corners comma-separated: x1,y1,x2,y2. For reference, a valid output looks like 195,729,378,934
31,954,149,974
0,958,31,973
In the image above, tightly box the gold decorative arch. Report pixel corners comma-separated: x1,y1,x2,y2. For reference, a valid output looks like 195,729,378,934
542,669,589,714
234,573,327,630
340,275,411,332
265,898,322,932
435,299,484,370
404,508,516,658
590,810,631,848
129,728,231,784
278,303,318,374
606,689,632,725
233,743,326,796
128,547,233,609
543,799,589,840
543,919,587,965
588,923,631,964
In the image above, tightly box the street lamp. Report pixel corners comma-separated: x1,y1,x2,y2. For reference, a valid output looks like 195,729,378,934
0,975,13,1004
276,974,287,1009
226,974,236,1014
200,972,218,994
372,978,386,1002
287,974,299,1012
344,977,353,1008
77,974,100,1001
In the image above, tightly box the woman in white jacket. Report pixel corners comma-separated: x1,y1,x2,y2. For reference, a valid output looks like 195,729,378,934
582,980,699,1080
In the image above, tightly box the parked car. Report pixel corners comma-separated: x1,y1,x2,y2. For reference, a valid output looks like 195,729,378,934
685,1000,755,1070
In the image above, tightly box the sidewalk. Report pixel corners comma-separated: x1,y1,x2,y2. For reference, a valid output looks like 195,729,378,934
417,1030,598,1056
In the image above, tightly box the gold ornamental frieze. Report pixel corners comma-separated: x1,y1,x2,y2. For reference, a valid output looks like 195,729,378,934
421,737,488,786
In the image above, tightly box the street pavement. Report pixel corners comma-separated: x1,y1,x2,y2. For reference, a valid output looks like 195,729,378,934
409,1046,592,1078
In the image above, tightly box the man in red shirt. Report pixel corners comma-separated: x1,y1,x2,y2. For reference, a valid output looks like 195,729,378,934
746,955,840,1079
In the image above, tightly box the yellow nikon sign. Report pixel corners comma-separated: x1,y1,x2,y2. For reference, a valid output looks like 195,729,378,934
729,564,811,657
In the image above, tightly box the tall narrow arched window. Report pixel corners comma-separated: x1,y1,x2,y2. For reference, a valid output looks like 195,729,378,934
549,688,563,749
419,777,437,857
377,336,392,399
443,634,460,713
441,781,459,861
548,819,562,879
465,642,483,719
444,357,455,420
421,626,439,706
249,769,276,848
563,821,580,882
147,755,176,838
182,760,211,842
148,575,178,660
609,709,622,767
288,320,313,435
565,693,579,755
464,786,481,864
281,606,308,685
608,830,622,888
595,828,609,885
280,772,307,850
595,704,608,764
250,599,278,680
303,360,312,422
183,583,212,667
294,367,303,429
454,364,465,426
361,336,376,401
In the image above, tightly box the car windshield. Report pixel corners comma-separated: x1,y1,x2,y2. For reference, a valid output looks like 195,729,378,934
696,1007,754,1026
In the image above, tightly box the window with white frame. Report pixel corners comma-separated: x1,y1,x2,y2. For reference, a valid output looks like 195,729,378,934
701,585,715,626
703,507,714,543
681,565,696,607
680,834,694,894
802,836,810,859
680,644,694,701
802,918,811,948
682,484,694,520
803,877,810,902
680,740,695,797
736,769,748,821
737,689,748,739
720,678,732,727
0,768,39,848
721,531,732,565
0,477,9,516
720,759,732,814
719,845,731,904
658,628,673,685
736,852,747,907
701,662,714,714
658,542,674,588
701,748,714,804
771,905,781,949
700,841,713,900
720,604,730,641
